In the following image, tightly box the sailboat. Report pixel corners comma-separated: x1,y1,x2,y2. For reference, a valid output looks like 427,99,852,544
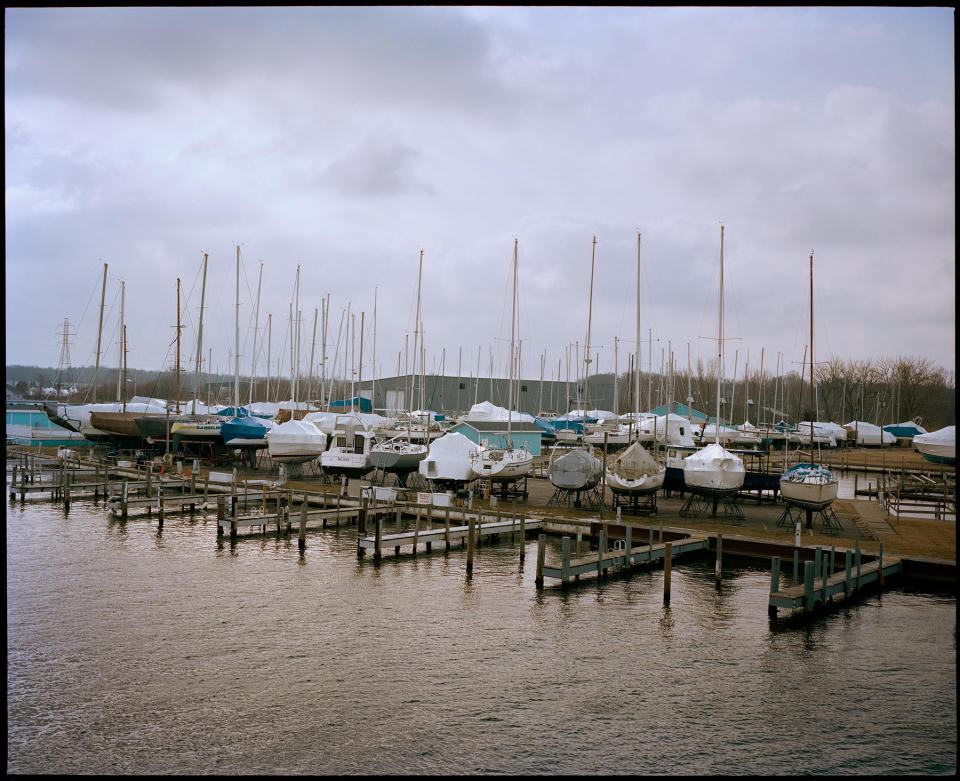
369,250,428,484
682,226,746,495
779,252,839,510
548,237,603,492
606,232,665,497
470,239,533,483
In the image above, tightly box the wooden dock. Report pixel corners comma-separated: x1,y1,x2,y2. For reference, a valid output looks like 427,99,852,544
535,527,710,587
356,513,543,558
768,543,901,617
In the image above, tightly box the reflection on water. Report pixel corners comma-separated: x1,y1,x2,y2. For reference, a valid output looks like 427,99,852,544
6,493,956,775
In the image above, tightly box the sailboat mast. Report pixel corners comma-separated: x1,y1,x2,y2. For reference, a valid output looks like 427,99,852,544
93,262,107,403
234,245,240,411
249,261,262,407
584,235,597,408
413,250,423,419
809,251,815,449
715,225,724,445
193,253,208,414
117,280,125,403
175,277,181,413
506,238,518,445
635,233,641,425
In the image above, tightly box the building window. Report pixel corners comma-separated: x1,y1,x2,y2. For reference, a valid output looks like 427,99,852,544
521,385,527,392
459,382,465,389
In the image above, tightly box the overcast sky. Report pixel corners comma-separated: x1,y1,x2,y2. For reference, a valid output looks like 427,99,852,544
5,6,955,395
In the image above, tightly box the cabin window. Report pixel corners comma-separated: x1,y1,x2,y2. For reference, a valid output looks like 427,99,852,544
335,436,346,448
353,434,365,452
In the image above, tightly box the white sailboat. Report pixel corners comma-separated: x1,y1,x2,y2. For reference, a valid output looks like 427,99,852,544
779,251,839,510
470,239,533,483
913,425,956,465
370,250,428,482
606,232,665,497
683,226,745,495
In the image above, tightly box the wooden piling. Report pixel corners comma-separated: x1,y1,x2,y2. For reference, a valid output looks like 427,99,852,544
560,535,570,585
298,500,307,548
803,560,815,611
535,533,546,586
624,526,632,567
444,507,451,551
466,515,476,575
374,511,383,561
413,508,421,555
768,556,781,618
663,541,672,604
519,515,526,562
844,549,852,598
596,528,605,578
715,533,723,588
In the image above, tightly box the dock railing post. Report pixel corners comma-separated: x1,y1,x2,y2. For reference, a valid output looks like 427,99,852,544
444,506,451,551
715,533,723,589
769,556,781,619
793,549,799,586
624,526,632,568
298,500,307,547
560,535,570,585
663,542,672,605
413,507,421,556
535,534,545,587
374,511,382,561
519,515,526,562
844,549,852,598
597,527,605,578
466,515,476,575
358,496,367,535
878,543,883,587
804,560,815,612
648,527,653,564
576,529,583,558
855,540,861,592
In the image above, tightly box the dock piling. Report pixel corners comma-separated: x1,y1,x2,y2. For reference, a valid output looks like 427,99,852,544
560,535,570,585
715,533,723,588
663,542,672,604
535,534,546,586
466,515,476,575
804,560,815,611
769,556,781,619
298,501,307,548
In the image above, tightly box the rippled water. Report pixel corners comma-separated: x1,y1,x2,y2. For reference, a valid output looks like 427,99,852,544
6,492,956,775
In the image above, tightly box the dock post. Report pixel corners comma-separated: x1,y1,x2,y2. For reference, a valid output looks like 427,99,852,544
769,556,781,619
298,500,307,548
576,529,583,558
145,463,152,497
64,472,71,511
122,481,128,519
263,486,268,516
412,508,421,556
878,543,883,587
395,506,402,533
597,527,605,578
519,516,526,562
535,534,546,587
158,487,164,527
358,496,367,535
844,549,852,598
217,495,226,523
814,547,822,584
663,542,672,605
648,527,654,564
10,465,17,500
624,526,632,568
374,512,382,561
466,515,476,575
803,560,815,612
444,507,451,551
821,555,829,605
715,534,723,588
793,549,799,585
560,535,570,585
855,541,861,592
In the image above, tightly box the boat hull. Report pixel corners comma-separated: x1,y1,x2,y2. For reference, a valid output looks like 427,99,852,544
605,465,666,495
779,463,839,510
548,449,602,491
369,446,427,474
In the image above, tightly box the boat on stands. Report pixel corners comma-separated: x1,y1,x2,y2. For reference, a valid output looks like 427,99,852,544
682,226,745,497
419,432,481,489
267,418,328,465
912,425,955,465
779,252,839,512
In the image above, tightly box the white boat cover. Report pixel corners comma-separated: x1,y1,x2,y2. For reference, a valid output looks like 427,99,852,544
683,442,745,491
267,419,327,448
464,400,534,423
419,432,480,482
608,442,660,479
843,421,897,445
913,425,955,450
